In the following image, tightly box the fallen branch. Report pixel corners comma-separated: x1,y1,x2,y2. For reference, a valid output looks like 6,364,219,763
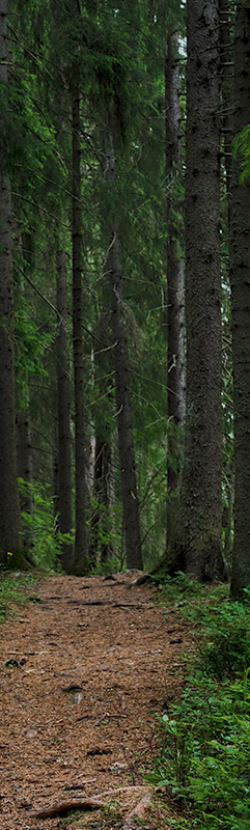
123,790,153,829
31,785,154,819
67,600,152,608
91,784,153,800
31,797,106,819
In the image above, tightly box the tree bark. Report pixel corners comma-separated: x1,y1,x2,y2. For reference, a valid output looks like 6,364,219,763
0,0,20,561
71,75,86,575
179,0,223,580
89,438,113,567
16,409,33,517
219,0,233,200
219,0,234,563
108,232,143,570
56,249,73,573
230,4,250,601
165,31,186,551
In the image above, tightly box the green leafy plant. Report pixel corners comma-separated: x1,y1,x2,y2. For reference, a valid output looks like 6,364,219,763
19,479,74,570
147,582,250,829
198,600,250,679
0,572,36,623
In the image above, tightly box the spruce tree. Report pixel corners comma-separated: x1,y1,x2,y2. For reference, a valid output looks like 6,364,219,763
230,3,250,600
179,0,224,580
165,29,185,552
0,0,21,561
56,248,73,573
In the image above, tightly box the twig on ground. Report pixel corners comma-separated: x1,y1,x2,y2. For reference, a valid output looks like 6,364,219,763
123,790,153,829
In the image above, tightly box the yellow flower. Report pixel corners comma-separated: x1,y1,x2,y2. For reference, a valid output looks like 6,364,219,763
7,552,13,557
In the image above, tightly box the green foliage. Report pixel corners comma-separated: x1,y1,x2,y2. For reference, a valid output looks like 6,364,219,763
148,670,250,829
199,604,250,679
233,124,250,183
153,570,208,600
147,582,250,829
0,572,37,623
14,297,53,409
19,479,74,569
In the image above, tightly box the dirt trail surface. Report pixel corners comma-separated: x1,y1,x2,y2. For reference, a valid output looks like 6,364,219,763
0,573,192,829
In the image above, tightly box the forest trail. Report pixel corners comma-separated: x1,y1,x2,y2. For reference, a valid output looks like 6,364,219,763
0,573,193,829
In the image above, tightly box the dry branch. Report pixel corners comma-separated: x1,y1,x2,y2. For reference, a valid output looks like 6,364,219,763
123,790,153,829
31,797,106,819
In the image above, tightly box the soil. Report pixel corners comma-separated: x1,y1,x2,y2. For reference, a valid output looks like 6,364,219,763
0,572,195,830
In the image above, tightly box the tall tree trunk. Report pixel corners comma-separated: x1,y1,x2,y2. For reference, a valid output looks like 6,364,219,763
219,0,233,201
16,409,33,515
71,74,86,575
179,0,224,580
230,4,250,601
0,0,20,561
108,232,143,570
219,0,234,562
165,31,186,551
89,438,113,567
56,248,73,573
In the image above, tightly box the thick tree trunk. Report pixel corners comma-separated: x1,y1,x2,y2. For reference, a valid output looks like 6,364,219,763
219,0,233,200
108,233,143,570
71,77,86,575
16,409,33,515
16,410,33,553
179,0,223,580
56,249,73,572
230,4,250,601
219,0,234,562
89,438,113,567
0,0,20,561
165,31,186,551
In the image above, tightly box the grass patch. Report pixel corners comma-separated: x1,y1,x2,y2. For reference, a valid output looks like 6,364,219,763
147,573,250,829
0,569,38,623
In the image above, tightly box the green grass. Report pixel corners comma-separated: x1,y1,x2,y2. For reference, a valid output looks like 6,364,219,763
147,573,250,830
0,569,38,623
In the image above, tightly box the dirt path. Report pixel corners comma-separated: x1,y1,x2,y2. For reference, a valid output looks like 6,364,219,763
0,573,192,829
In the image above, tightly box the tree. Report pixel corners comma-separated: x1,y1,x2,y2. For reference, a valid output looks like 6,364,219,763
178,0,224,580
230,3,250,601
108,229,143,570
95,3,144,570
71,62,87,575
165,29,185,551
56,248,73,572
0,0,21,561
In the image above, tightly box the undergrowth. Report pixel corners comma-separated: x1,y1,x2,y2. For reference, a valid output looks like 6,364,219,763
147,573,250,829
0,570,37,623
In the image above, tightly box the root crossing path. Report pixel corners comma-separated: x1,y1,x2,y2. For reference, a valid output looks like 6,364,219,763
0,572,192,829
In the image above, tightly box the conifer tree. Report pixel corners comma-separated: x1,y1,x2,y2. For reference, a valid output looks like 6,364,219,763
0,0,21,561
56,248,73,573
165,29,185,552
108,229,143,570
71,62,87,575
230,2,250,600
178,0,224,580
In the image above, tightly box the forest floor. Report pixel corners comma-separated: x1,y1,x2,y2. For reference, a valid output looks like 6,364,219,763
0,571,195,830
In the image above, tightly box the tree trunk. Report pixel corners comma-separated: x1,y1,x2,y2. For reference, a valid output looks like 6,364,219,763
0,0,20,561
230,4,250,601
56,249,73,573
16,409,33,519
179,0,223,580
219,0,234,563
89,438,113,567
219,0,233,200
108,232,143,570
71,75,86,575
165,31,186,551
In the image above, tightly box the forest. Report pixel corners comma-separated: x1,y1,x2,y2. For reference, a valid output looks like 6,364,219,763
0,0,250,599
